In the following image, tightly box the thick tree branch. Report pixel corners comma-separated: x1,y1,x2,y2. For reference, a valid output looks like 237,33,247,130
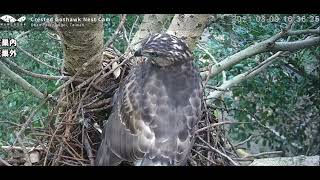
286,28,320,36
0,61,44,99
273,37,320,51
208,40,276,79
207,29,320,78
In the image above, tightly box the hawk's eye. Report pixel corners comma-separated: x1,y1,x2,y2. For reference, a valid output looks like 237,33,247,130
149,52,157,57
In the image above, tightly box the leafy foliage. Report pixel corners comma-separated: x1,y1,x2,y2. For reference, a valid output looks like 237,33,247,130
194,14,320,156
0,15,63,148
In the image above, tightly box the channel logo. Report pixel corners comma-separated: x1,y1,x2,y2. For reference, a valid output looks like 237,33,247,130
0,15,26,23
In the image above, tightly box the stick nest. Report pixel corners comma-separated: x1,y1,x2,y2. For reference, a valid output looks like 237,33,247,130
4,47,239,166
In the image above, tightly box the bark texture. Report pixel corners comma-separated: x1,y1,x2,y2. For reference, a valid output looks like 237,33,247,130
130,14,170,51
167,14,211,50
56,14,104,77
249,155,320,166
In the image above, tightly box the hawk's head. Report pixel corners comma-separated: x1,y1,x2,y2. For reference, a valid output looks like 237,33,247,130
134,33,193,67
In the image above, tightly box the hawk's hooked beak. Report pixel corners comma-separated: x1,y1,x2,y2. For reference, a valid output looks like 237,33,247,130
134,48,142,57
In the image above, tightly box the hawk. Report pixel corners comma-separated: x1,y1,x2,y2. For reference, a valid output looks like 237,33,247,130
95,33,203,166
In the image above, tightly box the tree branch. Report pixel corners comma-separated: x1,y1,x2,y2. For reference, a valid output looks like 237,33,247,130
17,46,60,71
15,30,33,40
195,121,251,134
104,14,127,48
0,157,12,166
273,37,320,52
197,44,227,85
241,151,283,159
43,52,63,61
128,15,140,42
206,28,320,78
0,61,45,99
207,52,284,100
2,58,69,80
198,136,239,166
287,29,320,36
1,145,44,152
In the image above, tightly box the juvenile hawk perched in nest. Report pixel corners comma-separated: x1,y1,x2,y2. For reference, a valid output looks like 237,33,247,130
96,33,203,166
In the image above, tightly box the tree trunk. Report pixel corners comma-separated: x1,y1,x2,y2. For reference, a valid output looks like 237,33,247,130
46,14,106,166
130,14,171,51
56,14,104,77
167,14,211,50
